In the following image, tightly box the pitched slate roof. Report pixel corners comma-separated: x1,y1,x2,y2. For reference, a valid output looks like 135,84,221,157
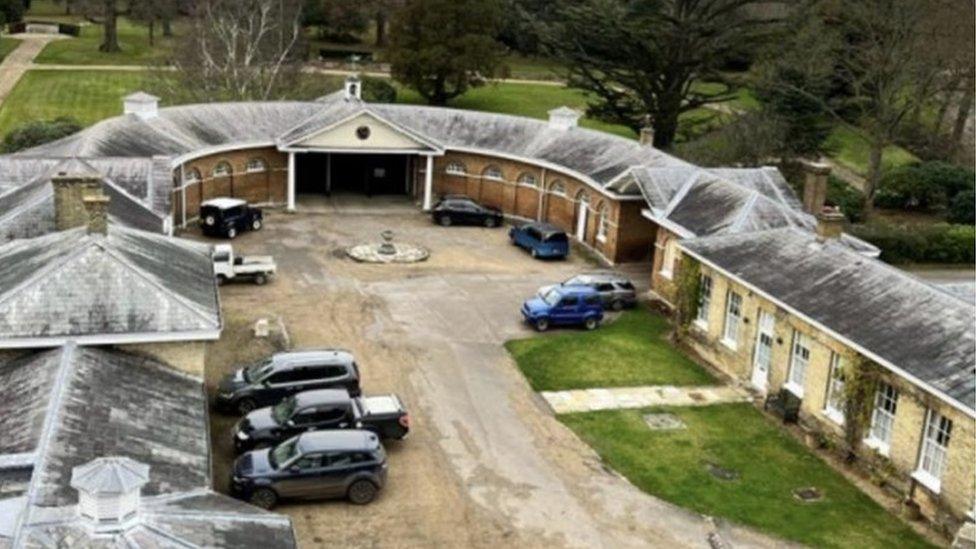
679,228,976,414
0,346,296,549
0,351,63,457
0,224,220,346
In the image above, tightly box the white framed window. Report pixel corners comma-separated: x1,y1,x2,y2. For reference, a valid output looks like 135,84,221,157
517,173,538,188
659,240,676,279
212,161,232,177
694,274,712,328
596,206,610,242
914,409,952,493
184,168,201,184
785,331,810,396
482,165,504,181
445,161,467,176
721,291,742,348
550,181,567,196
246,158,267,173
823,353,845,424
865,382,899,455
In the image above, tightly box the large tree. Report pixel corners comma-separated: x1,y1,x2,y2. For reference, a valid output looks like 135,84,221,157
544,0,771,149
63,0,124,52
387,0,506,106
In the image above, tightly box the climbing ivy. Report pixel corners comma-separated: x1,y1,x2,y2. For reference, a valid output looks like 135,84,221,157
673,258,701,340
841,353,883,458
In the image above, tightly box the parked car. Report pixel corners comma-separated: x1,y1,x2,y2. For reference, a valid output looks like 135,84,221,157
200,198,263,239
539,272,637,311
509,222,569,259
230,430,388,509
212,244,276,285
214,350,362,415
233,388,410,453
431,196,503,228
521,285,603,331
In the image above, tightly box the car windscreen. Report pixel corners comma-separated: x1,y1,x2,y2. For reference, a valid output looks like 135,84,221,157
541,288,562,306
243,359,273,383
272,396,296,424
269,437,299,469
544,232,568,243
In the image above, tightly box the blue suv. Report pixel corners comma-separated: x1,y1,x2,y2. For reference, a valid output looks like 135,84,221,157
509,222,569,259
521,285,604,331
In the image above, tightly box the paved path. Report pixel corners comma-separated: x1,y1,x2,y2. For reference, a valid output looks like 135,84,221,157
0,34,66,108
541,385,751,414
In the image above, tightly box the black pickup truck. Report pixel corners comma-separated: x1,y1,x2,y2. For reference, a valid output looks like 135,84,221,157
232,388,409,453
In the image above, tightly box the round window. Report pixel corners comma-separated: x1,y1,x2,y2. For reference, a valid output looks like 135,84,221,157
356,126,371,140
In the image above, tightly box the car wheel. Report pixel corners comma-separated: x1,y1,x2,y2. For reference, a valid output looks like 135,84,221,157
347,480,378,505
216,275,227,286
237,398,257,415
530,248,538,258
439,216,452,227
205,215,216,226
254,274,267,286
484,217,497,228
534,318,550,332
249,488,278,510
227,228,238,239
584,317,599,330
252,219,262,231
611,300,624,312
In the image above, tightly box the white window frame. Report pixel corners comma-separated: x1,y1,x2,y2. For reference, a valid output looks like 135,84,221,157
213,162,232,177
482,166,504,181
865,382,898,456
659,240,676,280
721,290,742,349
184,169,201,184
823,352,845,425
517,173,539,188
246,158,267,173
550,181,567,197
785,330,810,397
445,161,467,176
596,207,610,243
694,274,712,329
913,409,952,493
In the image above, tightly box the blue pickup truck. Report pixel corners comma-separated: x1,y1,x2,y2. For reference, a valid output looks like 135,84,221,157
521,285,604,331
509,222,569,259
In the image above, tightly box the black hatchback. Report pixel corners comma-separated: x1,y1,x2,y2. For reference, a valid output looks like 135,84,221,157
200,197,263,239
432,196,503,228
214,349,362,415
231,430,388,509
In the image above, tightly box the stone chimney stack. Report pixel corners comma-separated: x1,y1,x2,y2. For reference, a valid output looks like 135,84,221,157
52,161,105,231
123,92,160,120
816,206,846,241
639,115,655,146
70,457,150,535
344,75,362,101
547,106,580,130
801,160,831,215
83,193,110,236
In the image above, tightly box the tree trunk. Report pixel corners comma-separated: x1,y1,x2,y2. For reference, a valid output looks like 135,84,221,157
374,12,387,47
864,137,885,215
950,69,975,157
148,20,155,47
163,18,173,37
652,109,679,149
99,1,121,53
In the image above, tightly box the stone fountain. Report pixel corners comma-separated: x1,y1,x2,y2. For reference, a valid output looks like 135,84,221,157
346,230,429,263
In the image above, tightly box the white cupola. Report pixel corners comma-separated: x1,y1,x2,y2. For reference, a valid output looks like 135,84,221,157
547,106,580,130
344,75,362,101
123,92,160,120
70,457,150,535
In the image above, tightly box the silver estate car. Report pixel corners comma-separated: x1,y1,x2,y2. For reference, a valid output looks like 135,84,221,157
539,272,638,311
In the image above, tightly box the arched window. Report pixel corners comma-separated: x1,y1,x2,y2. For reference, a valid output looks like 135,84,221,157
213,161,233,177
597,203,610,242
482,165,504,181
445,161,467,176
517,173,539,188
184,168,201,184
550,180,566,197
246,158,267,173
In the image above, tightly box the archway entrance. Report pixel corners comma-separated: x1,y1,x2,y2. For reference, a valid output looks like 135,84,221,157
296,153,412,197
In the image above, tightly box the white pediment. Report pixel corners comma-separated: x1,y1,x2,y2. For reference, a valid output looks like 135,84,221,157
295,112,435,151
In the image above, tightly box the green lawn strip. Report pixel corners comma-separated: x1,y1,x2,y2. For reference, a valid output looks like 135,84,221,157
0,70,151,137
34,18,178,65
824,125,918,176
505,309,714,391
561,404,932,549
0,36,20,63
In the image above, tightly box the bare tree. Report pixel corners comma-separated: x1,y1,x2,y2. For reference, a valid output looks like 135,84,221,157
153,0,306,102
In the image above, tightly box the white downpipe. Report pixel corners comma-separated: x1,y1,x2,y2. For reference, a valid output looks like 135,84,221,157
287,152,296,211
422,155,434,211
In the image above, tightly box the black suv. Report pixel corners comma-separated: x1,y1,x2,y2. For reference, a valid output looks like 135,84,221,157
231,430,388,509
214,350,362,415
200,197,263,239
431,196,503,228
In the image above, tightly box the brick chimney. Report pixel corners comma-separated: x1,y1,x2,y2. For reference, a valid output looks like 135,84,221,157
83,193,110,235
639,115,655,146
52,162,105,231
801,160,831,215
816,206,845,240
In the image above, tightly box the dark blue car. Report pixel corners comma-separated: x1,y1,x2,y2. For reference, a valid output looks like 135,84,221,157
521,285,604,331
509,222,569,259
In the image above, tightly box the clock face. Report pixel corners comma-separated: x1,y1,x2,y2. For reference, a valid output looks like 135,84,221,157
356,126,371,140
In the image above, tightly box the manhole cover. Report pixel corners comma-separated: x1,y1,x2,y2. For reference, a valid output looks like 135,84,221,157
792,487,823,502
706,462,739,481
643,413,686,431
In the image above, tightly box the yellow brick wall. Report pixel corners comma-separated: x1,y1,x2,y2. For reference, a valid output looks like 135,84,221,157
125,340,208,378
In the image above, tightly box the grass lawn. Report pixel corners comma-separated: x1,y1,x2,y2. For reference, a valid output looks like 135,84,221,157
0,36,20,63
562,404,932,549
824,125,918,176
0,70,152,137
33,18,179,66
397,82,636,139
505,309,714,391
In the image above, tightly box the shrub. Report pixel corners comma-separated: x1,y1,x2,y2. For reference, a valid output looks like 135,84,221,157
361,76,397,103
948,190,975,225
826,175,865,223
850,221,975,264
875,161,975,213
1,117,83,153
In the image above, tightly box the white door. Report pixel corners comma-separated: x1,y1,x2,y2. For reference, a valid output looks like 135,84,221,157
751,311,775,392
575,196,589,241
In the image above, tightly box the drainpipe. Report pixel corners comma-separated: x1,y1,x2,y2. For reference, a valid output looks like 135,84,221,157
287,152,296,211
